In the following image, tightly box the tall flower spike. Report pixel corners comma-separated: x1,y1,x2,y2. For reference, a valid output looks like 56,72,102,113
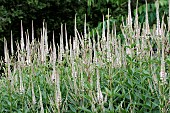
37,45,41,64
80,67,84,94
20,20,25,65
49,42,53,64
11,31,14,56
88,31,93,62
84,14,87,42
97,31,101,52
72,57,77,94
74,14,78,57
55,68,61,113
160,37,167,84
26,30,31,65
76,29,80,56
114,37,119,67
51,31,56,82
38,85,44,113
59,24,64,62
31,82,36,105
96,59,103,103
55,88,61,113
118,39,122,67
20,20,24,52
17,43,20,63
65,24,69,51
93,31,97,63
32,20,34,45
73,38,76,59
53,31,56,61
160,15,165,38
145,0,150,35
76,29,83,50
69,38,73,64
107,9,111,62
128,0,132,29
156,0,160,36
134,0,139,34
111,27,114,65
19,65,24,94
44,22,48,57
4,39,11,83
7,56,11,81
102,15,106,42
4,38,8,63
160,15,167,84
41,22,45,63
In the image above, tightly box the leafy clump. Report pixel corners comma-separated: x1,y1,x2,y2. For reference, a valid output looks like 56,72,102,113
0,0,170,112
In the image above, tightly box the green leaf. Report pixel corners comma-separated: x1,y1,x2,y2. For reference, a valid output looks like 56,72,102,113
166,56,170,64
78,107,91,113
68,104,76,112
142,70,150,76
130,43,136,48
83,95,92,101
105,87,112,96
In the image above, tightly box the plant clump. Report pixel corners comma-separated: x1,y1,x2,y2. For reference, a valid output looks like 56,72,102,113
0,0,170,112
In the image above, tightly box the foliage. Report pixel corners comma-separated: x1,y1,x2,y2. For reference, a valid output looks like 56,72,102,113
1,1,170,111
